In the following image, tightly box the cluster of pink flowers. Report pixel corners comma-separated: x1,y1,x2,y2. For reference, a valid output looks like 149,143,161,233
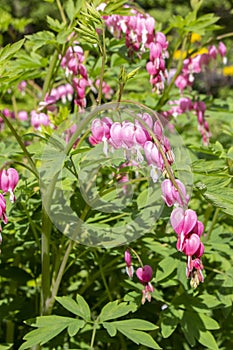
30,110,51,130
161,179,205,288
39,84,74,112
95,79,114,100
125,249,154,304
60,44,89,110
146,33,168,93
89,113,174,183
0,168,19,245
89,110,205,292
175,42,227,94
163,97,211,145
170,41,227,144
100,4,168,93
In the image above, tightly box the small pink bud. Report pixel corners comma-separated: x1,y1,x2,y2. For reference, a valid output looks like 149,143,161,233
218,41,227,57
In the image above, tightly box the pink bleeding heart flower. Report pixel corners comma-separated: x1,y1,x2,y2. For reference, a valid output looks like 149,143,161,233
193,220,204,237
110,122,123,149
0,193,8,229
136,265,153,283
0,168,19,203
161,179,189,207
194,242,205,258
121,122,136,149
170,208,197,251
182,233,200,256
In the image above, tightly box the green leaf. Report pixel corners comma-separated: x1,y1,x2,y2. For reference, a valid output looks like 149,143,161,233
198,314,220,330
0,344,13,350
117,328,161,349
198,187,233,217
19,315,85,349
161,310,179,338
76,294,91,321
55,295,91,321
65,0,75,21
46,16,65,32
103,322,117,337
156,257,178,282
0,39,25,63
112,319,158,331
25,31,56,51
198,330,219,349
99,301,134,322
19,325,67,349
67,319,85,337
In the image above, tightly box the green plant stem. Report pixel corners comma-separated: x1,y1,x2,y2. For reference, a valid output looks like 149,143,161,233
0,112,38,178
97,29,106,105
42,51,59,100
56,0,67,24
90,316,100,349
41,207,52,315
129,247,144,267
205,207,221,241
45,240,75,315
94,250,113,301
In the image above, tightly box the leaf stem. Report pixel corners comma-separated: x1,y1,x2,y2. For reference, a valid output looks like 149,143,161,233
205,207,220,241
97,28,106,105
0,112,38,178
41,208,52,315
42,51,59,100
90,316,100,349
56,0,67,24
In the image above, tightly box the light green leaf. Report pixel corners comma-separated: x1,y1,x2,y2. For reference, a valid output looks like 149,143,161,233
112,319,159,331
117,328,161,349
25,31,56,51
55,295,91,321
103,322,117,337
198,314,220,330
19,325,67,349
56,296,84,318
156,257,178,282
76,294,91,321
198,187,233,217
99,301,134,322
161,310,179,338
198,330,219,349
0,39,25,63
67,319,85,337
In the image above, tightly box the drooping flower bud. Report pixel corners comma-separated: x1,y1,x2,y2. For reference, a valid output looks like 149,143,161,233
124,250,134,278
0,168,19,203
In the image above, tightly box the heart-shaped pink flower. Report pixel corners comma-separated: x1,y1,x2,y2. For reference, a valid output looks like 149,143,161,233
183,233,200,256
170,208,197,235
136,265,153,283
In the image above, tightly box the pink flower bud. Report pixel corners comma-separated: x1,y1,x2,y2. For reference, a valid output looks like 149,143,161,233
0,168,19,203
17,110,28,121
218,41,226,57
208,45,217,59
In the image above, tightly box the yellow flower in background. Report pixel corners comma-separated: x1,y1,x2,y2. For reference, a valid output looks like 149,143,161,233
223,66,233,76
191,33,202,43
173,50,187,60
191,47,208,57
